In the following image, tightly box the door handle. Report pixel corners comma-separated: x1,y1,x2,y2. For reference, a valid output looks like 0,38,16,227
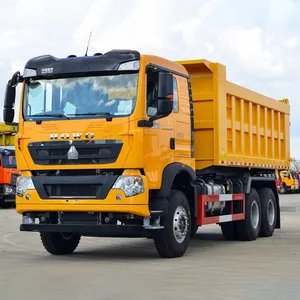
170,138,175,150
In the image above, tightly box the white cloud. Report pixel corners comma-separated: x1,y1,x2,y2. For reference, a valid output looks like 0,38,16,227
0,0,299,154
219,26,284,78
285,36,298,49
291,136,300,159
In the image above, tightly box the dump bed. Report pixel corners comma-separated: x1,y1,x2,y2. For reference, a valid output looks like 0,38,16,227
177,59,290,171
0,123,17,146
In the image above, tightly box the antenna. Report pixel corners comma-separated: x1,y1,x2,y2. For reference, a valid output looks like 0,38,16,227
84,31,92,56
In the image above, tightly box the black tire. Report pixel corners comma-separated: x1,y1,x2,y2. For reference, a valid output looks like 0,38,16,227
257,188,277,237
236,188,261,241
220,221,239,240
40,232,81,255
153,190,191,258
190,218,198,238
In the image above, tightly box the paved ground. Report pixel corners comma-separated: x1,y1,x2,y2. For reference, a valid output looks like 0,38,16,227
1,194,300,300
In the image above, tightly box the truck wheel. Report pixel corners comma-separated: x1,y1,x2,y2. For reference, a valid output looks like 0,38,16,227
190,219,198,238
257,188,277,237
153,190,191,258
40,232,81,255
237,188,261,241
220,221,239,240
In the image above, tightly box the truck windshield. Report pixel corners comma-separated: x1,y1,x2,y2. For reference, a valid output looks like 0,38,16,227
23,74,138,120
2,155,16,168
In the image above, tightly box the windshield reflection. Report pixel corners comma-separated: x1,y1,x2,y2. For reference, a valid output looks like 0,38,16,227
23,73,138,120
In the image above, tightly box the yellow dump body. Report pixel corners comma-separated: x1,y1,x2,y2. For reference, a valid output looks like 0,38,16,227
176,59,290,171
0,123,17,147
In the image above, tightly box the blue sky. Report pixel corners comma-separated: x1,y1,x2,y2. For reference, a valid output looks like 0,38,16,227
0,0,299,157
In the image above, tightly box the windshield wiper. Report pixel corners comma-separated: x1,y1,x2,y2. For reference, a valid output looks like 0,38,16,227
36,113,70,120
76,112,115,117
34,113,70,124
75,112,115,121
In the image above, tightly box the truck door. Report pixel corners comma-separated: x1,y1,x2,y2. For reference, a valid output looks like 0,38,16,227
143,71,175,188
172,76,193,162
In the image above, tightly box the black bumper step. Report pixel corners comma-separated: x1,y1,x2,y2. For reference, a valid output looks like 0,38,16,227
20,224,148,238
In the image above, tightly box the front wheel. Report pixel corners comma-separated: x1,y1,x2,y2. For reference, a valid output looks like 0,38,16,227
153,190,191,258
40,232,81,255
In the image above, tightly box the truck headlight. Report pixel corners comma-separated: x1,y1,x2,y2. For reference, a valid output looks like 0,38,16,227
112,176,144,197
3,184,14,195
16,176,35,197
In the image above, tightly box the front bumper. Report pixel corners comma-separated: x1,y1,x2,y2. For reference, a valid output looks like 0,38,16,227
3,196,16,203
16,174,150,217
20,223,148,238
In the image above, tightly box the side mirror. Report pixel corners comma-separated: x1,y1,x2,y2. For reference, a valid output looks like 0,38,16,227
158,72,173,100
3,71,21,125
157,99,173,115
157,72,173,115
3,82,16,124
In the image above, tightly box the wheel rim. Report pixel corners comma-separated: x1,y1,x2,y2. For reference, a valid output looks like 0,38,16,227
250,200,259,229
267,199,275,226
173,206,189,243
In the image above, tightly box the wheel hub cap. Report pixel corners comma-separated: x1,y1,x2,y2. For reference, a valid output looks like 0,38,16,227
250,201,259,229
173,206,189,243
267,199,275,226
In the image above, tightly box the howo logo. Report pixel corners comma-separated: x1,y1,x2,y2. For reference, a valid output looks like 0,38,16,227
50,132,95,140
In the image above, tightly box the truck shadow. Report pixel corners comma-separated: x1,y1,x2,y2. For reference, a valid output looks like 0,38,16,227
36,231,240,262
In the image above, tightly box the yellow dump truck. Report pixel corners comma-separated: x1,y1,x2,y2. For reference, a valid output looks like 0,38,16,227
3,51,290,258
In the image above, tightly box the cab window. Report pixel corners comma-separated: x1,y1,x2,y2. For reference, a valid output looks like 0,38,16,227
146,73,179,116
173,77,178,113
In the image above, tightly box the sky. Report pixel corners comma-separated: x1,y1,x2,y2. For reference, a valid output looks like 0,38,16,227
0,0,299,157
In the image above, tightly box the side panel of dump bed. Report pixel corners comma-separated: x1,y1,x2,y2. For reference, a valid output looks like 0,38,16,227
176,59,290,171
0,123,17,147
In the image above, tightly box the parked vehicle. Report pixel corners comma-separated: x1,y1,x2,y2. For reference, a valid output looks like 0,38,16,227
0,123,19,207
280,170,295,193
3,50,290,258
296,172,300,191
275,170,283,193
291,171,299,193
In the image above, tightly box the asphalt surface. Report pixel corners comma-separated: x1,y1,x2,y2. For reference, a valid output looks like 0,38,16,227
1,194,300,300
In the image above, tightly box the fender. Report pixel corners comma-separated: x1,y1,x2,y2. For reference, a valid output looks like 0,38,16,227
156,162,196,198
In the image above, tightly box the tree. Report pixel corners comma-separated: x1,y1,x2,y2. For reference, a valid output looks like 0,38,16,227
290,157,300,172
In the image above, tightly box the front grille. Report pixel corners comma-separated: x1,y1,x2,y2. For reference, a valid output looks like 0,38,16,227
44,184,101,198
28,140,123,165
32,169,123,177
32,174,119,199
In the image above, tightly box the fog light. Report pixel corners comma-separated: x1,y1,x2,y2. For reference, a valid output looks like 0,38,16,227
22,216,35,224
116,194,122,200
25,194,31,200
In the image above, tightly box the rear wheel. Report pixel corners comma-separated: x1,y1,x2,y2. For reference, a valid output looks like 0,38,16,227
220,221,239,240
236,188,261,241
40,232,81,255
258,188,277,237
153,190,191,258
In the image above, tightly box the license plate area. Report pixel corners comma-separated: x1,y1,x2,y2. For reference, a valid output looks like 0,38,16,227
59,212,101,225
